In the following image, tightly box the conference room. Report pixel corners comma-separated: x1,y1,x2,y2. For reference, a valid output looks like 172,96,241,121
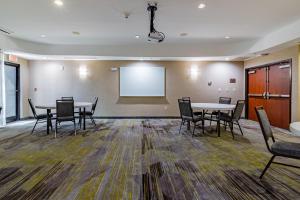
0,0,299,199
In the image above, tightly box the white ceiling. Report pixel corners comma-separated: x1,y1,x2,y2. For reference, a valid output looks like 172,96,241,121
1,0,300,59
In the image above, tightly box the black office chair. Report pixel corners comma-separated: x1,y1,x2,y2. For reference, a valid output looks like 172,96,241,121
55,100,76,138
79,97,98,127
255,106,300,179
218,100,245,139
178,98,204,136
28,99,53,134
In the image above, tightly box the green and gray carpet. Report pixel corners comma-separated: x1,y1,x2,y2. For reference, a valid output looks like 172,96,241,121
0,119,299,200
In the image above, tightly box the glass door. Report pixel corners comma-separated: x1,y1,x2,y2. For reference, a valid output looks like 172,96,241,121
4,62,20,123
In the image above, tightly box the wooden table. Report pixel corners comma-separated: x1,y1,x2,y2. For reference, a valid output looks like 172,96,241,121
36,102,93,134
191,103,236,137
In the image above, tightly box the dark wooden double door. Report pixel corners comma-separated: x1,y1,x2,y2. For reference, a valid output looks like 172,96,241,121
247,60,291,129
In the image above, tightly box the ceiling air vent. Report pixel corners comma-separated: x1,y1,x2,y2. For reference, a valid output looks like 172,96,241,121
0,27,13,35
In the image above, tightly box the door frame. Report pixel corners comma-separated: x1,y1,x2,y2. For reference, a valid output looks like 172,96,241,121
245,59,292,123
4,61,20,122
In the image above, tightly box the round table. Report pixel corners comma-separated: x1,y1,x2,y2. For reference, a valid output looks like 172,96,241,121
191,103,236,137
290,122,300,136
36,102,93,134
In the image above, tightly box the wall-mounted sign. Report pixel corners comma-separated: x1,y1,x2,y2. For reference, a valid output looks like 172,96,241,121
230,78,236,83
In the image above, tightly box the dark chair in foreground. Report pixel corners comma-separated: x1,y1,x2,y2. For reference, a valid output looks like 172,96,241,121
178,98,204,136
218,100,245,139
28,99,53,134
255,106,300,179
55,100,76,138
79,97,98,127
208,97,232,126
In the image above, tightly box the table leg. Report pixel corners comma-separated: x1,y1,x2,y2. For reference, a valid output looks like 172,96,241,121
47,109,51,135
217,110,221,137
79,108,82,129
187,121,190,130
83,107,86,130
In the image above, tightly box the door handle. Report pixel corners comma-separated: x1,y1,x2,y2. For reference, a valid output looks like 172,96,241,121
268,94,280,97
248,94,264,97
268,94,290,98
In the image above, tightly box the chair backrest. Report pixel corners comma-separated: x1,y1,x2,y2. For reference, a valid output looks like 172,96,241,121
61,97,74,100
182,97,191,101
91,97,99,114
178,99,193,119
28,99,37,118
219,97,231,104
56,100,74,120
255,106,275,151
232,100,245,120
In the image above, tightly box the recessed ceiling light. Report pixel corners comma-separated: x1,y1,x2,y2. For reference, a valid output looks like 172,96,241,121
198,3,206,9
40,35,46,38
135,35,140,39
54,0,63,6
180,33,188,37
225,36,231,39
72,31,80,35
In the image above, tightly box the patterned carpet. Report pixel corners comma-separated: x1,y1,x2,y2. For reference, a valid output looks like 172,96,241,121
0,119,299,200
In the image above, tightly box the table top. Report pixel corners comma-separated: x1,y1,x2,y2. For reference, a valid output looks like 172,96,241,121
191,103,236,111
36,102,93,109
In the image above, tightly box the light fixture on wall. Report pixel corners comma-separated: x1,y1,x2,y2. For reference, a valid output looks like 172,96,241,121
79,65,88,79
198,2,206,9
54,0,64,7
190,64,200,80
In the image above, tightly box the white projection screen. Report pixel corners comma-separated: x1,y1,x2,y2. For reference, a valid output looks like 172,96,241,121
120,66,165,97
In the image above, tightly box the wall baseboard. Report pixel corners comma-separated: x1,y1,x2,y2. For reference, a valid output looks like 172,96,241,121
20,117,34,120
93,116,180,119
20,116,181,120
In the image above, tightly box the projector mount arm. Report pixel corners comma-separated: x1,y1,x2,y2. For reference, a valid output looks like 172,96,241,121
147,3,165,43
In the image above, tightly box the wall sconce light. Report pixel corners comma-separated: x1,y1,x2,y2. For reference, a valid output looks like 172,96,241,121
190,64,200,80
79,65,88,79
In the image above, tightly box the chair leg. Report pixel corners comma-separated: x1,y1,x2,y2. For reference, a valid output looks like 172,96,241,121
210,115,212,127
50,120,53,131
55,121,58,138
224,122,227,131
179,121,183,134
202,119,205,134
229,122,234,140
260,155,275,179
237,121,244,135
31,120,39,134
74,120,77,136
192,124,196,136
90,116,96,126
78,115,82,128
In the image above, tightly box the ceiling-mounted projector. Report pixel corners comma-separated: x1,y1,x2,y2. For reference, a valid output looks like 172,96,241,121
147,3,165,43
